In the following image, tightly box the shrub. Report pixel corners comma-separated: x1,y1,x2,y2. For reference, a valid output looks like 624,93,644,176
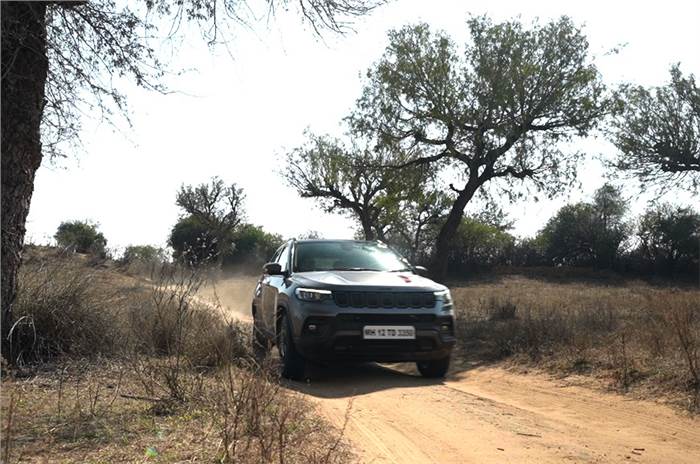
13,257,120,361
54,220,108,257
446,217,515,274
168,215,220,266
637,204,700,276
224,223,284,271
120,244,167,265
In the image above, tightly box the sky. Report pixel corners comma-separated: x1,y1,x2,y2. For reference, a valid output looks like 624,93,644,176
25,0,700,254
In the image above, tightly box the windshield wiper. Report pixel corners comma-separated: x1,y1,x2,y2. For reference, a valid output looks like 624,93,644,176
331,267,380,272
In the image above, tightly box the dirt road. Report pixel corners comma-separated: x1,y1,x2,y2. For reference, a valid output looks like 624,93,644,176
206,277,700,463
294,362,700,463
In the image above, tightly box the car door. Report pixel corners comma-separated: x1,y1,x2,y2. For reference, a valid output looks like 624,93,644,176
261,243,289,331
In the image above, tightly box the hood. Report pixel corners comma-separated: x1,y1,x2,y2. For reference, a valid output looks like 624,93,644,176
292,270,445,292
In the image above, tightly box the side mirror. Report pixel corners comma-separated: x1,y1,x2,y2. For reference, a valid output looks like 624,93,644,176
263,262,283,275
413,265,428,276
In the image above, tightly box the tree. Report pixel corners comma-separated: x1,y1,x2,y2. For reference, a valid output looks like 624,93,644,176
285,132,453,253
226,224,284,268
350,16,610,278
120,245,167,265
175,177,245,266
54,220,108,257
540,184,628,268
446,217,515,274
284,133,404,240
637,204,700,275
384,181,452,263
2,0,382,362
168,216,220,266
610,65,700,191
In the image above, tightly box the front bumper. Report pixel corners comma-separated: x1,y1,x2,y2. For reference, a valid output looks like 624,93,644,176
294,313,456,362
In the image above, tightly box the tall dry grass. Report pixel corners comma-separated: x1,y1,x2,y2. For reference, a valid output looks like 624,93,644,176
453,275,700,409
2,250,351,463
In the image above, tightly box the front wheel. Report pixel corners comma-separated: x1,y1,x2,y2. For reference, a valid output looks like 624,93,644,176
416,356,450,378
277,312,306,380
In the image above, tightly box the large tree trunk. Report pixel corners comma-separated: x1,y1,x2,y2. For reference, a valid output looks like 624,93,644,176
358,212,376,240
1,2,49,363
430,178,480,281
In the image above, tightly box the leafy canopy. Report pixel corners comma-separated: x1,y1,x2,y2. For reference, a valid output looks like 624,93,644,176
610,65,700,192
638,203,700,273
54,220,108,256
351,15,609,201
540,184,629,267
284,132,422,240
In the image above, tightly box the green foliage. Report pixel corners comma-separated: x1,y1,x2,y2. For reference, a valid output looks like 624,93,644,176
511,235,549,267
446,217,516,274
284,132,443,243
121,245,167,265
352,16,609,199
175,177,245,266
611,65,700,192
54,220,107,257
168,216,220,266
169,217,284,269
638,204,700,275
384,180,453,263
284,133,393,239
540,184,629,268
226,224,284,267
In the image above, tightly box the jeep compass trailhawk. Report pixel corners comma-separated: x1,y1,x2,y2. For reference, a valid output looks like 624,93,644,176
251,239,455,379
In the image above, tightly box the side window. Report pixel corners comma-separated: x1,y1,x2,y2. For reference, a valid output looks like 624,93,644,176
270,245,284,263
277,244,290,272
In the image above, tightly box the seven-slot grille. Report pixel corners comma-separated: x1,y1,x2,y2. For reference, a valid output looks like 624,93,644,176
333,291,435,309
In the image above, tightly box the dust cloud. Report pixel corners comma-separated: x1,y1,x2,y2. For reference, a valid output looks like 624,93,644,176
198,272,259,322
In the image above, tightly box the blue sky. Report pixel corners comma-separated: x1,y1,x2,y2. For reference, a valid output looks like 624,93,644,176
25,0,700,253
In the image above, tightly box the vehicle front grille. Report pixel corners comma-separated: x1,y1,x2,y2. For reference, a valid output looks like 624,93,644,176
332,291,435,309
335,313,436,325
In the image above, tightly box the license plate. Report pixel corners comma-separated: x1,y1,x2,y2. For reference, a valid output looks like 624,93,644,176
362,325,415,340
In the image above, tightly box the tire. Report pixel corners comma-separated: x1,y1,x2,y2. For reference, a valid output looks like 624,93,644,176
416,356,450,378
277,312,306,380
252,311,269,361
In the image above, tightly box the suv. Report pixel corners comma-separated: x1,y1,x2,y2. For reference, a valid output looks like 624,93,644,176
251,239,455,379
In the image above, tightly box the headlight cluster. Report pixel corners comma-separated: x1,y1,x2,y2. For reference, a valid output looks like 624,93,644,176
295,288,332,302
434,289,453,309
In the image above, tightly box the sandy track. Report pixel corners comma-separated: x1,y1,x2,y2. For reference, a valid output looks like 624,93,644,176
295,362,700,463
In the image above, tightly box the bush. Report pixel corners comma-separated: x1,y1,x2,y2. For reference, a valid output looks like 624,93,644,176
13,257,120,361
13,251,249,370
446,217,515,274
120,244,167,265
54,220,108,257
168,216,220,266
637,204,700,276
224,223,284,271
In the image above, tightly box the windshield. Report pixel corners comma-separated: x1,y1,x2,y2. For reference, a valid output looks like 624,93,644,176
293,241,412,273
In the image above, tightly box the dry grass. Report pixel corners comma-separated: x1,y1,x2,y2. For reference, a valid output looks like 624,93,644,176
1,248,351,463
1,361,350,463
452,274,700,410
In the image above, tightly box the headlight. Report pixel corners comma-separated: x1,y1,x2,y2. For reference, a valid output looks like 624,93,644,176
295,288,332,302
434,289,453,308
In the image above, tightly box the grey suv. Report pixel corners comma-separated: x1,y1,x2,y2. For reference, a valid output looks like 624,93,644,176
251,239,455,379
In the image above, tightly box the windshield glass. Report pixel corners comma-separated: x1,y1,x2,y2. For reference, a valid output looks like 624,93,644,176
293,241,412,272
